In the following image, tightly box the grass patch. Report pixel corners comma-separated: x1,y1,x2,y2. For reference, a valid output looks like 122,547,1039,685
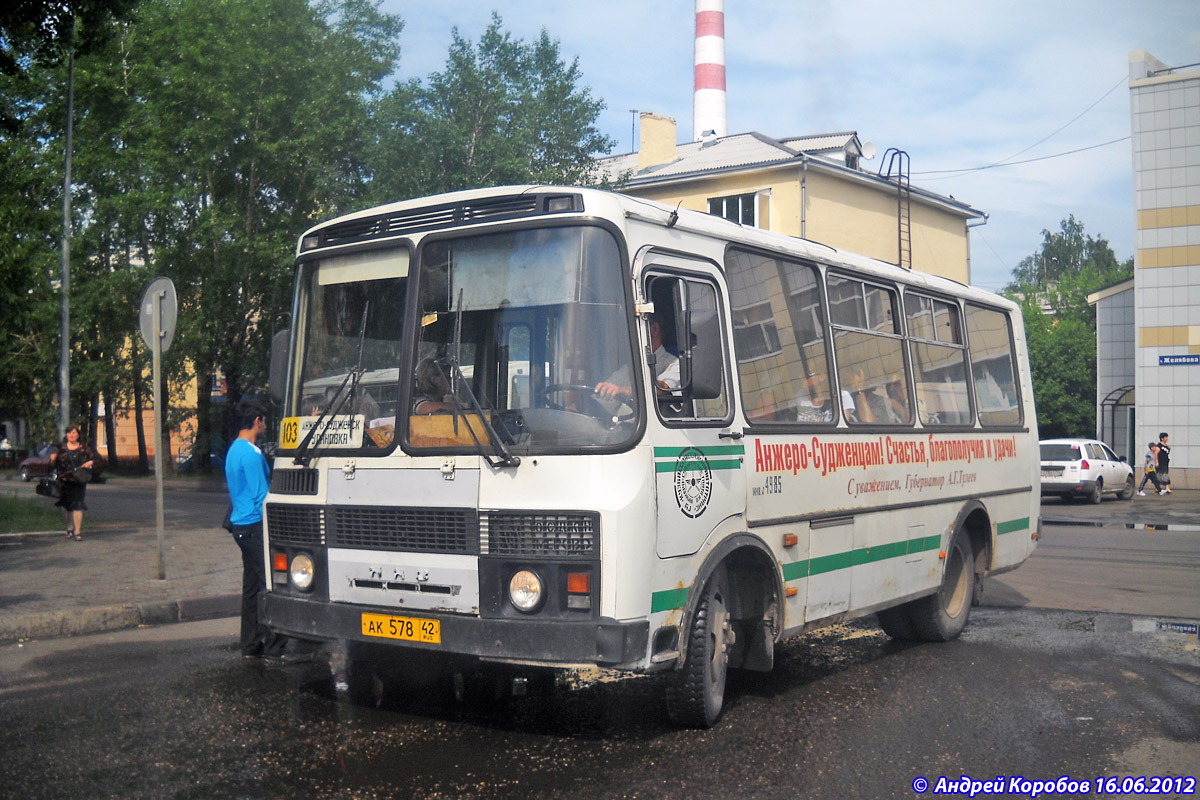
0,494,63,533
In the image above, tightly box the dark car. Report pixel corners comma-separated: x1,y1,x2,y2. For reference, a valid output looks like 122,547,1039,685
17,443,105,483
16,444,55,482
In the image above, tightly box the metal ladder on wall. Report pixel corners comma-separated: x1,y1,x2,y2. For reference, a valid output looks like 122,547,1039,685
879,148,911,270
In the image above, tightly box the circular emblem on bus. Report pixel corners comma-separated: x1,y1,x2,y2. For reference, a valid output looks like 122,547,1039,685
674,447,713,518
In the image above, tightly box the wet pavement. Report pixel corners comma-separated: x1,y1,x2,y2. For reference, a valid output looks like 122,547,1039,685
1,476,1197,644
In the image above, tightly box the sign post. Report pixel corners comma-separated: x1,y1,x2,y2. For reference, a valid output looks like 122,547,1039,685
139,278,177,581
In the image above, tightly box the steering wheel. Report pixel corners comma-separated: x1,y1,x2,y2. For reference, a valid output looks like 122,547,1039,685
540,383,635,425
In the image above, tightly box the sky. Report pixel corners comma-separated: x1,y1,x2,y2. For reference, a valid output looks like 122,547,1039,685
379,0,1200,292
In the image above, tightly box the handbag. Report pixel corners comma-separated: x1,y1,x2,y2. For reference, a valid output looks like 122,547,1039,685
221,502,235,532
35,476,62,498
1160,473,1170,486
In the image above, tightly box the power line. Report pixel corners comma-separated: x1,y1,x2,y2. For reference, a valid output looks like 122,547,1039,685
914,73,1128,179
917,136,1131,178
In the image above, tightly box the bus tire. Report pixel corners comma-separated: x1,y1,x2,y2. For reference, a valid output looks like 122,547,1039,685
876,604,917,640
910,531,975,642
666,568,731,727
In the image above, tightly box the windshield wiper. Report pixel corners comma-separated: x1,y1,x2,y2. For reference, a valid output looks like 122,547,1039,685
293,302,369,467
441,289,520,469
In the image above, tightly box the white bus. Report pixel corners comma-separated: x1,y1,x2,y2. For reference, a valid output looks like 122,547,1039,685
263,186,1040,726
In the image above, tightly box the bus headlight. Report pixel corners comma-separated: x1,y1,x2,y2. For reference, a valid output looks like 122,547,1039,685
289,553,315,592
508,569,544,613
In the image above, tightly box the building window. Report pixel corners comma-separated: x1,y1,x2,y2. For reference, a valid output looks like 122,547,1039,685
708,193,756,226
732,301,781,361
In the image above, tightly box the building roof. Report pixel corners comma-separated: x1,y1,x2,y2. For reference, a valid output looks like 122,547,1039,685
598,131,858,181
596,129,983,220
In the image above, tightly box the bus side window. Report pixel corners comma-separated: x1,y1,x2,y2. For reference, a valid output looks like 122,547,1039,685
647,274,729,421
726,248,832,425
828,274,907,426
966,304,1021,426
905,293,969,426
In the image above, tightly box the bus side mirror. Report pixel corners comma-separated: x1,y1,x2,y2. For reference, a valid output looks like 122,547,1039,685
685,309,722,400
268,328,289,403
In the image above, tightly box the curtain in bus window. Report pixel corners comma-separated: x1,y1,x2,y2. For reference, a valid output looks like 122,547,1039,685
966,304,1021,426
828,275,907,425
905,294,970,426
724,248,831,424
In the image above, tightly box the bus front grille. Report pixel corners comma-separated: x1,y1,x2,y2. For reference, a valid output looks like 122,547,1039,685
266,504,325,546
328,506,479,554
482,511,599,556
269,469,318,495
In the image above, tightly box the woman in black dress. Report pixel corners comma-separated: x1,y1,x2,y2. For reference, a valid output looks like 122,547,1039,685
54,425,96,540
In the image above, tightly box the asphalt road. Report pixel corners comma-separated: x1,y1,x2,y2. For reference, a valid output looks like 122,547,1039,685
1,485,1197,798
0,608,1195,800
981,520,1200,618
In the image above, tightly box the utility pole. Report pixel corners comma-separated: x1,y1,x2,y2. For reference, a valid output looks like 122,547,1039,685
58,17,77,439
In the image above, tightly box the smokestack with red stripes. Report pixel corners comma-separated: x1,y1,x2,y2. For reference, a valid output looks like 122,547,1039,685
693,0,727,141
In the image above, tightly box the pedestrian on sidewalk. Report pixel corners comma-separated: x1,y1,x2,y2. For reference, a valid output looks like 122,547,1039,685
1157,432,1172,493
53,424,96,540
1137,442,1166,496
225,401,297,663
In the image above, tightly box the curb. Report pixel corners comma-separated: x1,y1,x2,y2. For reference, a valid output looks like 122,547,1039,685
0,593,239,645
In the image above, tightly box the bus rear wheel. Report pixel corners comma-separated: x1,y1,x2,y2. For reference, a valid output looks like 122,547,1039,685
666,568,731,727
909,531,975,642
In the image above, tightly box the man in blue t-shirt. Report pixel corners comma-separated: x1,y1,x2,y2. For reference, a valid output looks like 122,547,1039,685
225,401,301,663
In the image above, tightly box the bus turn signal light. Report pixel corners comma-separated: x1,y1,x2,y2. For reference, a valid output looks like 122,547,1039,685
567,572,591,611
272,552,288,572
783,533,799,547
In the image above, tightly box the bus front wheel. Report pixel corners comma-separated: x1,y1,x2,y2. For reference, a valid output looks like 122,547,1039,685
909,531,975,642
666,568,731,727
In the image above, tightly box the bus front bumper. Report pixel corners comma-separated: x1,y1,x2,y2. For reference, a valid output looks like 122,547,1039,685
261,592,649,668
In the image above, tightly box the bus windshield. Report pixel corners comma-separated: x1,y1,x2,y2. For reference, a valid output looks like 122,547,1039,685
287,249,410,452
410,225,638,454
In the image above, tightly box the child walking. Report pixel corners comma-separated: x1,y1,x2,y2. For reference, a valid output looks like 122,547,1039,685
1137,442,1167,496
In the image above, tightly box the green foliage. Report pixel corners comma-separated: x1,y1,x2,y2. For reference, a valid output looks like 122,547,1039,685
0,2,615,458
0,67,61,441
1005,216,1133,440
1017,295,1097,439
0,0,139,132
366,13,614,203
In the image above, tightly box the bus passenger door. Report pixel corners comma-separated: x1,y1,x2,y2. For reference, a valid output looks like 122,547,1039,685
642,266,745,558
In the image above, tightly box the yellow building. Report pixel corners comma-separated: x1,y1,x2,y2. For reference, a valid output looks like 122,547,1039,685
597,112,984,284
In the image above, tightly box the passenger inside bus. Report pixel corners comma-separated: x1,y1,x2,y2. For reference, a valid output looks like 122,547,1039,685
794,369,853,423
412,356,456,414
593,313,679,402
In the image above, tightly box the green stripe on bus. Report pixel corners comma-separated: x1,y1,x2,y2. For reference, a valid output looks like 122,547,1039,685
651,586,689,613
781,535,942,582
656,534,948,611
997,517,1030,535
654,458,743,474
653,445,745,458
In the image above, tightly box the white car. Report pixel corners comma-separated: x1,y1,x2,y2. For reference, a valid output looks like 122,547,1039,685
1039,438,1135,503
